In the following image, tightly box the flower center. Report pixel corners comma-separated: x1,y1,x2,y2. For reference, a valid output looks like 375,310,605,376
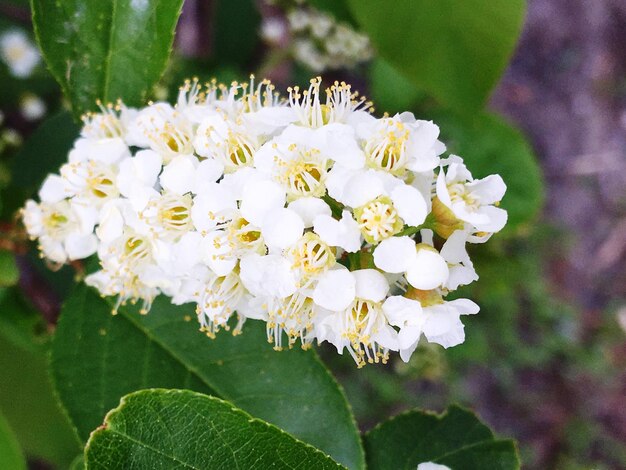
365,120,409,174
448,183,479,210
275,146,327,199
355,196,403,243
43,207,72,239
6,44,26,62
289,233,335,278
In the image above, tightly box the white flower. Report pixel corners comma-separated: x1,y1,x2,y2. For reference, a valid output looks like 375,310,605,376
0,30,40,78
313,268,398,366
374,236,449,290
328,169,428,243
436,157,507,238
193,113,259,172
126,102,194,160
383,295,479,361
260,17,287,45
196,269,246,337
20,94,46,121
361,113,445,175
23,199,97,264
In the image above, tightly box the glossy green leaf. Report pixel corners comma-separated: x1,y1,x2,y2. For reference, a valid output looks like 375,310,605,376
0,411,26,470
348,0,526,112
365,405,520,469
52,285,364,470
31,0,184,117
85,389,344,469
427,110,544,232
0,251,19,287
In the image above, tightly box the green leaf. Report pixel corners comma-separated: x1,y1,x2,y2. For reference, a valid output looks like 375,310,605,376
85,389,344,469
0,411,26,470
348,0,526,112
52,285,365,470
0,251,19,287
31,0,184,118
12,111,80,191
369,59,425,115
0,286,49,352
0,329,80,467
365,405,520,470
214,0,261,66
426,110,544,232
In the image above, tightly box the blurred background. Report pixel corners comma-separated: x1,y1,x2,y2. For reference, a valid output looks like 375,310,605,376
0,0,624,468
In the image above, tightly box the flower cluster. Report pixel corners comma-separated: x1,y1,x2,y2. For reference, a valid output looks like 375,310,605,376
23,77,507,367
261,3,372,72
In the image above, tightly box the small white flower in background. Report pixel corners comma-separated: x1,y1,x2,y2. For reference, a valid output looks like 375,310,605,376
417,463,452,470
20,94,46,121
0,30,40,78
260,17,287,45
22,76,507,366
283,5,372,72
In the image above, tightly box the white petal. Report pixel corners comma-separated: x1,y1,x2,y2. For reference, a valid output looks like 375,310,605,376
473,205,508,233
406,248,449,290
240,179,285,226
96,203,124,243
390,183,427,227
287,197,331,227
382,295,422,327
398,325,422,352
64,233,97,260
340,170,384,207
325,165,355,202
220,167,265,200
261,208,304,250
191,183,236,233
439,229,469,264
373,236,416,274
160,155,197,195
467,174,506,204
353,269,389,302
39,174,67,203
318,123,365,169
313,268,356,311
435,168,453,208
446,298,480,315
313,211,361,252
240,253,297,298
86,138,130,164
193,159,224,192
